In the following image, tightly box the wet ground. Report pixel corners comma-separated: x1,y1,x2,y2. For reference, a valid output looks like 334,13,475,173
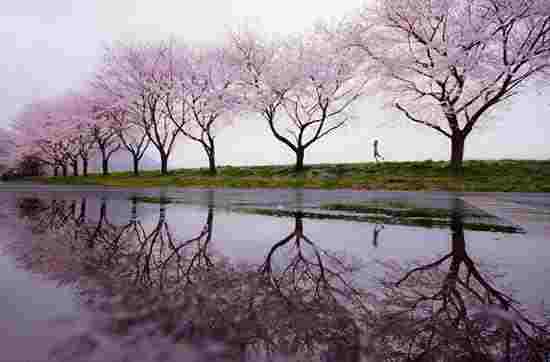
0,184,549,361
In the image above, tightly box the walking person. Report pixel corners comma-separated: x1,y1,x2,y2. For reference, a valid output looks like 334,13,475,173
373,139,384,163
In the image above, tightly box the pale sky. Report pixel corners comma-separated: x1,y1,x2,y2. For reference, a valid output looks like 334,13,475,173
1,0,549,168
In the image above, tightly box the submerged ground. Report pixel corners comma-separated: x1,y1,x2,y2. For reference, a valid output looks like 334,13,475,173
0,184,549,361
36,159,550,192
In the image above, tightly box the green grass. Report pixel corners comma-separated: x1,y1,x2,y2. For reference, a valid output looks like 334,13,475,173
31,159,550,192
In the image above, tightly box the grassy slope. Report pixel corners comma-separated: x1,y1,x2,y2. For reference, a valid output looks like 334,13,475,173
36,159,550,192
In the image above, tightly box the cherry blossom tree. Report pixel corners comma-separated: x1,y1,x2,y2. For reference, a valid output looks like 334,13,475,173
93,41,182,175
74,88,125,176
75,131,95,177
0,128,15,169
231,28,368,172
165,45,240,175
111,110,151,176
54,92,98,177
12,91,108,177
91,124,120,176
346,0,550,173
12,99,75,176
65,94,97,177
11,103,52,173
84,83,150,176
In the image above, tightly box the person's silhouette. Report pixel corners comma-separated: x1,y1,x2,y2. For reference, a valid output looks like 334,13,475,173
373,139,384,163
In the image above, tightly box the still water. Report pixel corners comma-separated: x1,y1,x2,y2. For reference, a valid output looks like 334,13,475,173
0,185,548,361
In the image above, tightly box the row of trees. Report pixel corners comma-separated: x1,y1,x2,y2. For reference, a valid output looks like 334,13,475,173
9,0,550,175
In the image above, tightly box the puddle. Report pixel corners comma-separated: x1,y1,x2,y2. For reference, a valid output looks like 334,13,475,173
0,186,548,361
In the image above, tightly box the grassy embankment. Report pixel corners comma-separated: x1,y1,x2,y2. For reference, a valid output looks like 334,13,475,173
37,159,550,192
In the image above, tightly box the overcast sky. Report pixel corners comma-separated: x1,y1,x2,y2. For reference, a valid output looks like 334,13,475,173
1,0,549,168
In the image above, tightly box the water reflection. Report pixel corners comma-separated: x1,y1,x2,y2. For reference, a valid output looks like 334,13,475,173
372,224,384,248
11,195,550,361
258,211,364,361
366,199,550,361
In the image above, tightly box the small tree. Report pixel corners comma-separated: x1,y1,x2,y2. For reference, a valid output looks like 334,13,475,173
44,92,99,177
66,95,97,177
0,128,14,169
112,111,150,176
76,132,95,177
16,154,45,177
91,122,120,176
12,99,74,177
348,0,550,173
83,89,123,176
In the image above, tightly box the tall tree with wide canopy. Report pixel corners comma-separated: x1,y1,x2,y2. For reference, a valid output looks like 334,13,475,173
165,45,240,175
90,71,151,176
231,29,368,172
347,0,550,173
93,41,182,175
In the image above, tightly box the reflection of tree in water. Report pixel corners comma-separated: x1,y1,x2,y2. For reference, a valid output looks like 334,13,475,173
11,196,550,362
259,212,367,362
368,199,550,361
17,198,78,234
372,223,384,248
14,198,367,361
118,196,215,292
14,196,127,285
97,210,365,361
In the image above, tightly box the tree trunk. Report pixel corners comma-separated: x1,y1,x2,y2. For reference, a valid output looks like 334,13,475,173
208,150,216,175
82,157,88,177
53,166,59,177
450,134,465,175
133,155,140,176
62,164,68,177
102,158,109,176
160,153,169,175
295,148,305,172
72,161,79,177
